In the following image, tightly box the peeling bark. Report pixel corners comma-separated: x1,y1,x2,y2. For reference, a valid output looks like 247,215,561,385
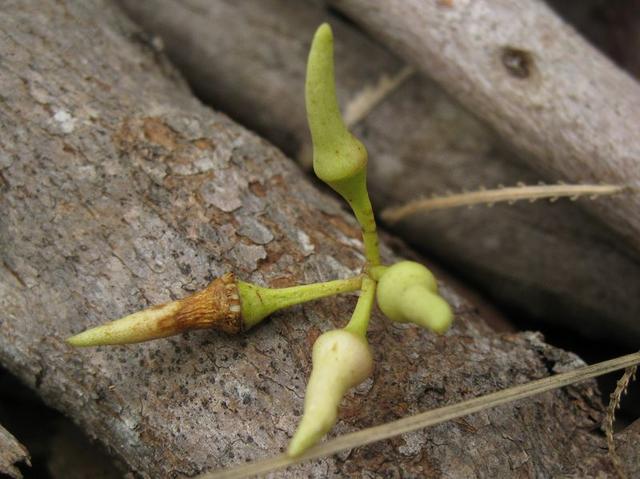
116,0,640,344
0,0,623,477
0,424,29,479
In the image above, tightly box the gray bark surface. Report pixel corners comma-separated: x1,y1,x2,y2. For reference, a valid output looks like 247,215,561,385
330,0,640,257
548,0,640,79
619,418,640,478
117,0,640,344
0,424,29,479
0,0,622,477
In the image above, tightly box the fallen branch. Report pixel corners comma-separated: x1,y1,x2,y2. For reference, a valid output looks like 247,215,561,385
330,0,640,255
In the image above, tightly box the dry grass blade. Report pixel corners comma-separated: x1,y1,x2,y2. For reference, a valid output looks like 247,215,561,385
343,65,414,127
382,184,627,223
605,365,637,479
197,351,640,479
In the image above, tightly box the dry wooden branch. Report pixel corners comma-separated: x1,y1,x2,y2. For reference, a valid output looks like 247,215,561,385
330,0,640,256
115,0,640,344
0,425,30,479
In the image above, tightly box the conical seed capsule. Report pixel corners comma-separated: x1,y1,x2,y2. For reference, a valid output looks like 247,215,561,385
67,272,365,347
287,329,374,457
67,273,243,347
306,23,368,187
377,261,453,334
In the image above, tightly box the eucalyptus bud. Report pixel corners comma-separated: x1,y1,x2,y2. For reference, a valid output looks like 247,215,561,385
376,261,453,333
306,23,379,265
306,23,367,192
287,329,374,457
66,274,363,347
67,273,243,347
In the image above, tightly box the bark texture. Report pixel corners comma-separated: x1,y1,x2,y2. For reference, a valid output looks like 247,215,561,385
0,0,622,477
549,0,640,79
117,0,640,344
330,0,640,257
619,418,640,478
0,424,29,479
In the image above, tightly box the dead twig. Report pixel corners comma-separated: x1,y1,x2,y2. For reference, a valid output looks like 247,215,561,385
605,365,638,479
382,183,628,222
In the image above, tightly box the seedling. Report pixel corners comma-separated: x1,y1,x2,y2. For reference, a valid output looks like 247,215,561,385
67,23,453,456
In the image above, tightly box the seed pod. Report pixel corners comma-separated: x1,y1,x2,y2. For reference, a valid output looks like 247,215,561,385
287,329,374,457
67,273,242,347
377,261,453,334
306,23,368,187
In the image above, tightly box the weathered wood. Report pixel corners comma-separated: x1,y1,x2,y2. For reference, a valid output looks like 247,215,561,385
548,0,640,79
116,0,640,344
329,0,640,257
0,424,29,479
0,0,621,477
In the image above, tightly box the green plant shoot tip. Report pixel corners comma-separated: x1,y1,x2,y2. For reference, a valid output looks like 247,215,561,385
306,23,380,265
306,23,367,184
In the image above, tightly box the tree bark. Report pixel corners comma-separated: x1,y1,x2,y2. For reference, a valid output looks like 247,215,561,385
329,0,640,257
547,0,640,79
619,418,640,477
0,424,29,479
116,0,640,344
0,0,621,477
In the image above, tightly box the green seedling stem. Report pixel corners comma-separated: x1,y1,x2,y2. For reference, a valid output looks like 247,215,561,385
238,275,363,329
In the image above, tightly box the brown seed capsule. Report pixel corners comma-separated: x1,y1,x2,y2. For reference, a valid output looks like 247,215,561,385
67,273,243,347
166,272,243,335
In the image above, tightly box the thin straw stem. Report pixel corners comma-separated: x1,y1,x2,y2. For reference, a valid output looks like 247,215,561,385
198,351,640,479
382,184,626,222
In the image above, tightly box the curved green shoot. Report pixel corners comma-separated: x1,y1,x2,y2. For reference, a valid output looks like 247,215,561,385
238,276,363,329
305,23,380,265
344,276,376,336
